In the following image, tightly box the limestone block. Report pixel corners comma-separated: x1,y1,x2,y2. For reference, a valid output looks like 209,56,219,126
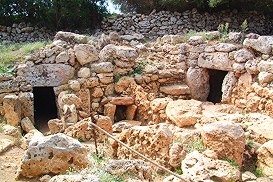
3,95,21,126
186,67,209,101
17,133,90,178
244,36,273,54
17,64,75,87
74,44,98,65
201,121,245,167
160,84,190,96
198,52,233,71
166,99,202,127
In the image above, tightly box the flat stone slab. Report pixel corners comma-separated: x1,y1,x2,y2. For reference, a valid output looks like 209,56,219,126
198,52,233,71
17,64,75,87
0,138,14,154
110,97,134,105
160,84,190,95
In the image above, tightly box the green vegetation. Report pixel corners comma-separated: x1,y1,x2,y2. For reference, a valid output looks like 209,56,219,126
114,74,122,83
95,170,123,182
223,159,239,169
0,41,48,66
255,167,264,177
175,168,183,175
0,0,108,30
113,0,273,14
187,136,205,153
246,138,254,148
218,23,229,42
66,167,79,175
241,19,249,33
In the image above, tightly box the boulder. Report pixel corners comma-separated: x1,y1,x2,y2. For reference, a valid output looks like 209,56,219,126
181,151,241,182
166,100,203,127
160,85,190,96
198,52,233,71
243,36,273,54
186,67,209,101
257,140,273,177
104,160,153,180
17,133,90,178
74,44,98,65
201,121,245,167
63,104,78,124
68,80,81,91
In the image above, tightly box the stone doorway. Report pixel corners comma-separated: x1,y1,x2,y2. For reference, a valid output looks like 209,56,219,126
33,87,58,132
207,69,228,103
114,105,127,123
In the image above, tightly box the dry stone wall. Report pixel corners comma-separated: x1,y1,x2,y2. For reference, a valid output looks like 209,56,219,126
0,30,272,134
102,9,273,38
0,23,54,43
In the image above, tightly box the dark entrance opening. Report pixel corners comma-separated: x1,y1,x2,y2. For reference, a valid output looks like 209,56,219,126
114,105,127,122
207,69,228,103
33,87,58,132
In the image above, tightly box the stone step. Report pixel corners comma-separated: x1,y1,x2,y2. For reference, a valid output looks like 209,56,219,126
160,84,190,95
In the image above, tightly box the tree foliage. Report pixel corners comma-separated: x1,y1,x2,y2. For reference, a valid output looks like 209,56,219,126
112,0,273,14
0,0,108,30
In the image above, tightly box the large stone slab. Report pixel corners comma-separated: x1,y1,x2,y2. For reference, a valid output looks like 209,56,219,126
186,67,209,101
160,84,190,95
198,52,233,71
244,36,273,55
17,64,75,87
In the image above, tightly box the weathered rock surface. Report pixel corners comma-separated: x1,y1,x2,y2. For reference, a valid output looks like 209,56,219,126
104,160,153,180
186,67,209,101
160,84,190,95
54,31,88,44
198,52,233,71
257,140,273,177
3,95,21,126
181,151,241,182
166,99,203,127
201,121,245,167
21,117,35,133
17,133,90,178
17,64,75,87
243,36,273,54
74,44,98,65
112,124,172,169
0,138,14,154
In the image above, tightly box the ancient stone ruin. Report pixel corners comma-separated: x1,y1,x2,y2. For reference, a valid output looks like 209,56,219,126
0,29,273,181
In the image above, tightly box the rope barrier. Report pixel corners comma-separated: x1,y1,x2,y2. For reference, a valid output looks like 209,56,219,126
88,121,187,181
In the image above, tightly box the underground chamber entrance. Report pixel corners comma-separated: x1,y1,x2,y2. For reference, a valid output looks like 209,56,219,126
207,69,228,103
33,87,58,131
114,105,127,122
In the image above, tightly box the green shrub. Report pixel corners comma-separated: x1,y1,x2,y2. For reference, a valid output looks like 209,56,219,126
222,159,239,169
187,136,205,153
255,167,264,177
